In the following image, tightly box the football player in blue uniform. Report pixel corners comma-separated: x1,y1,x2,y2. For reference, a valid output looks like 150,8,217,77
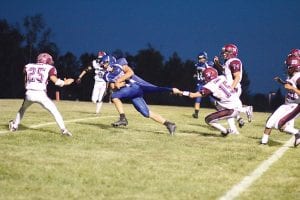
192,51,216,118
100,55,176,135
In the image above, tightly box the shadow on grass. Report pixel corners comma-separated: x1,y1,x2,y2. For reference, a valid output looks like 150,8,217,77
75,111,98,115
183,129,224,137
75,121,112,129
266,140,285,146
248,136,284,147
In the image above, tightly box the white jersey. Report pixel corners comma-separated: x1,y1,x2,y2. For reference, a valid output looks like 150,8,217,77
92,60,106,82
203,75,242,110
24,63,56,91
223,57,243,89
285,72,300,104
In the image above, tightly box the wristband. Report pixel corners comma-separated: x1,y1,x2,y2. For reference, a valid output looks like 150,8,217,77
55,79,65,87
182,91,190,96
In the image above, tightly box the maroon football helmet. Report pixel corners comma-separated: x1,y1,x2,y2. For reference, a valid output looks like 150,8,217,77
289,49,300,57
36,53,54,65
221,44,238,59
98,51,106,58
202,67,218,83
286,55,300,76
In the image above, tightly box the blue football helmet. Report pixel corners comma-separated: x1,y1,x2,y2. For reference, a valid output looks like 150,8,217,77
197,51,208,60
100,55,116,66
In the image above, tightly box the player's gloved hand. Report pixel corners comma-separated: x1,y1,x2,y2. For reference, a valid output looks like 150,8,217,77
75,78,81,84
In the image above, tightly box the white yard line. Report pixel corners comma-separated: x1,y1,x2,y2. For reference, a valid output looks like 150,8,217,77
0,115,116,136
218,137,294,200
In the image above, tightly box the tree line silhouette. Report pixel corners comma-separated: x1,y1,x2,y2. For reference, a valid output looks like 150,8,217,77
0,14,284,112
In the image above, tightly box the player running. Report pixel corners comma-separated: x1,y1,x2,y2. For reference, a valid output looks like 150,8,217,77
261,55,300,147
9,53,74,136
76,51,107,114
100,55,177,135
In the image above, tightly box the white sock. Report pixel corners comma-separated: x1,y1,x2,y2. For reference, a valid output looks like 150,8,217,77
283,126,298,135
261,134,269,144
96,102,103,114
227,118,238,133
210,122,227,133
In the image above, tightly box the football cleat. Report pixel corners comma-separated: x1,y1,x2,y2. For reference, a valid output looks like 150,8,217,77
230,130,240,135
192,113,198,119
260,141,268,145
294,133,300,147
166,122,176,136
111,118,128,127
221,130,229,137
246,106,253,122
62,129,72,137
237,118,245,128
221,128,239,137
8,120,17,132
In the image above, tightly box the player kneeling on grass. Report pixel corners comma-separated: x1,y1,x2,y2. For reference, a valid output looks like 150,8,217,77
173,67,243,136
9,53,74,136
261,55,300,147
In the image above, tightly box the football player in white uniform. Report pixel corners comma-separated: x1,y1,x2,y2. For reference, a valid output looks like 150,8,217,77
76,51,107,114
214,44,253,128
261,55,300,147
288,48,300,57
9,53,74,136
173,67,242,136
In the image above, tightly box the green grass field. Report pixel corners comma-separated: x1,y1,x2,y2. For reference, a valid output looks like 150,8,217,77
0,99,299,200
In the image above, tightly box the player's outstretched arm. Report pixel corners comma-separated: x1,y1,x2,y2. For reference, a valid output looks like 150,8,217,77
63,78,74,86
172,88,182,95
189,92,202,98
172,88,202,98
76,66,92,84
50,76,74,87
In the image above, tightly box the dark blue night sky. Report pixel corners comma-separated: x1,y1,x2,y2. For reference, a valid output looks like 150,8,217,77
1,0,300,94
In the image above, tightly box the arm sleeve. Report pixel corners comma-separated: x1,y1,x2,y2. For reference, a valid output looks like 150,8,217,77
49,66,57,77
117,58,128,66
199,87,212,97
229,60,242,73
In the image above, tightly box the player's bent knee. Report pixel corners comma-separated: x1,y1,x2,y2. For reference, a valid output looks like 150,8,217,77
134,104,149,117
205,115,214,124
139,109,150,118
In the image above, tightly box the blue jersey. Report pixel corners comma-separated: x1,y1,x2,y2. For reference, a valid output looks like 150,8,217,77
103,64,124,83
195,61,214,71
102,58,128,83
104,57,172,118
104,58,172,93
195,61,214,82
